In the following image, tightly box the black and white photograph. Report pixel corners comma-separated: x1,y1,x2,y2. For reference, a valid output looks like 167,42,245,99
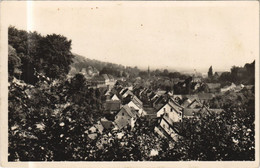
0,1,259,167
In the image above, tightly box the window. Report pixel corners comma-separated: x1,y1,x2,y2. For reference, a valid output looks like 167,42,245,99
171,108,173,112
122,112,124,116
163,108,166,112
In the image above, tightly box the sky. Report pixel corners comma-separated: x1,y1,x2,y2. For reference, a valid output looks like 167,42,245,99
1,1,258,73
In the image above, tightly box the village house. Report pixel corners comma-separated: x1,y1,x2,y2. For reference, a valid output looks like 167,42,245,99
156,99,183,122
154,113,182,141
91,74,116,88
110,94,120,101
123,95,147,116
86,121,105,140
121,88,134,98
114,105,138,130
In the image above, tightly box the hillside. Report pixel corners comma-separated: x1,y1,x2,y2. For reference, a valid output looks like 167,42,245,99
69,53,140,78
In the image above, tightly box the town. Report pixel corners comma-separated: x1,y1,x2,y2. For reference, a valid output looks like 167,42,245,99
8,26,255,161
71,64,254,143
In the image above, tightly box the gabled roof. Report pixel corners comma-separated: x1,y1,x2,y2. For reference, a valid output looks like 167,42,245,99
168,97,183,109
156,98,182,114
94,122,104,134
124,94,142,107
148,92,156,99
153,96,166,106
120,105,137,118
132,95,143,107
182,98,193,107
187,99,203,108
143,107,157,115
110,94,120,100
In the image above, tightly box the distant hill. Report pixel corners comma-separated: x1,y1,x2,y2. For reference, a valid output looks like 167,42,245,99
69,53,140,78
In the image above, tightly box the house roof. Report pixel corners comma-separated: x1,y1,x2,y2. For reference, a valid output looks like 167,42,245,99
94,122,104,133
182,98,193,107
100,118,114,130
110,94,120,100
156,90,167,96
183,107,223,117
187,99,203,108
182,95,199,101
132,95,143,107
121,105,137,118
183,108,201,117
153,96,166,106
105,100,121,111
168,98,183,111
124,94,143,108
156,99,182,115
143,107,157,115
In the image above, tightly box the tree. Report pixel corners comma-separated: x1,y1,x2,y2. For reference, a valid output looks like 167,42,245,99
163,69,169,76
8,26,74,83
208,66,213,78
8,45,21,79
37,34,74,79
160,89,255,161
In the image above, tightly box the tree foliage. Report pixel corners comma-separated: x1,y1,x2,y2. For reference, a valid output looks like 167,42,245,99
8,26,74,84
208,66,213,78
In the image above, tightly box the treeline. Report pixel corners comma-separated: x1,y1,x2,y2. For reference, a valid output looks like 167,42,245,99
8,26,103,160
207,61,255,85
8,26,74,84
139,69,189,80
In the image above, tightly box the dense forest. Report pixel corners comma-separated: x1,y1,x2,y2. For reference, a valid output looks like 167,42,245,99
8,26,255,161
